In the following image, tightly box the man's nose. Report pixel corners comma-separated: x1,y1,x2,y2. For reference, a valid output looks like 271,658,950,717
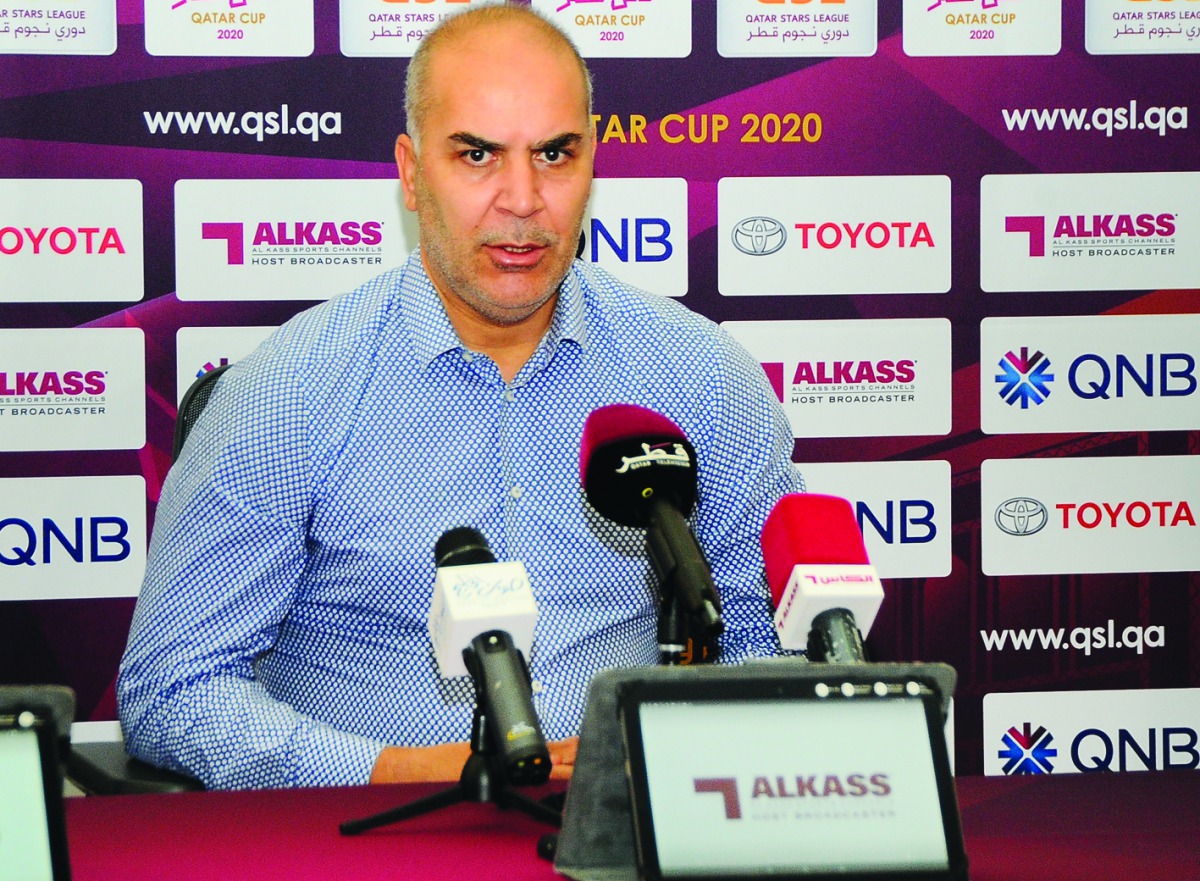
495,157,542,219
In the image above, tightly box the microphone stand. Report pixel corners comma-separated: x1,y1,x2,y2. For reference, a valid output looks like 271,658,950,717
339,705,562,836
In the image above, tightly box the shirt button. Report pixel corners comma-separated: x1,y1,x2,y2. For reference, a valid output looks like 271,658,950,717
509,486,524,499
503,389,516,402
531,680,543,694
461,351,474,363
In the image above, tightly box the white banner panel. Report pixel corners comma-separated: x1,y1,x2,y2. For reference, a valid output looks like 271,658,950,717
585,177,687,297
145,0,313,57
716,0,878,58
0,0,117,55
903,0,1061,57
722,318,952,438
981,455,1200,576
718,176,951,296
0,328,145,452
0,476,147,601
0,179,143,303
175,325,277,405
981,314,1200,434
339,0,503,58
983,688,1200,776
980,172,1198,293
532,0,691,58
793,460,952,579
175,179,412,301
1086,0,1200,55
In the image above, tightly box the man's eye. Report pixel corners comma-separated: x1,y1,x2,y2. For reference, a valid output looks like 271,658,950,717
464,148,490,165
541,148,568,164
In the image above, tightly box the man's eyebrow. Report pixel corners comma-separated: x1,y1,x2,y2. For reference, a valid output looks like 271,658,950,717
448,132,504,153
534,133,583,153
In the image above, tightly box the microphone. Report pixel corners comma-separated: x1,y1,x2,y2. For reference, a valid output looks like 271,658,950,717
761,494,884,663
428,526,538,678
428,527,550,786
580,404,723,638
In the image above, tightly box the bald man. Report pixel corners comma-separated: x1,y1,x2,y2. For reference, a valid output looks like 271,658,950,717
118,5,803,790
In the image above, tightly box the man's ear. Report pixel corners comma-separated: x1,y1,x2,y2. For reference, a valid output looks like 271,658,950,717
395,133,419,212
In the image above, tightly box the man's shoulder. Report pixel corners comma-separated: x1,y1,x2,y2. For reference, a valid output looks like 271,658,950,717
258,263,409,370
571,260,720,345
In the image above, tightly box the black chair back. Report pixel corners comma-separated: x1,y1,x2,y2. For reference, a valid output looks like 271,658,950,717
172,362,232,462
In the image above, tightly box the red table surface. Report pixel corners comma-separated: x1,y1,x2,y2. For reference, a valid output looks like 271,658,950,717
66,773,1199,881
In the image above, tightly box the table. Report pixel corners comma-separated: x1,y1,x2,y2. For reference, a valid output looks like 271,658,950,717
66,773,1198,880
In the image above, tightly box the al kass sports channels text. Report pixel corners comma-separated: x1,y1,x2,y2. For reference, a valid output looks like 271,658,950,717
980,621,1165,656
143,106,342,142
1002,101,1188,137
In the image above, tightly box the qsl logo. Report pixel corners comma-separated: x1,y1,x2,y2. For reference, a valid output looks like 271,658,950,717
996,347,1054,408
998,722,1058,775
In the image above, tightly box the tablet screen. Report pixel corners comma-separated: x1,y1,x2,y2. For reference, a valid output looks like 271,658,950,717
0,727,56,881
621,682,965,881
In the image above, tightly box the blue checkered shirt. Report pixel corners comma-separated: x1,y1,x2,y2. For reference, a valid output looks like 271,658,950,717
118,253,804,789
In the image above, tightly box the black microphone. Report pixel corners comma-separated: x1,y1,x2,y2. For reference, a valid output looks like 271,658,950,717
433,528,551,786
579,404,723,638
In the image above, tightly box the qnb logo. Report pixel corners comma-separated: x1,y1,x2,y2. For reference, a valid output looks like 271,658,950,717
1068,353,1196,400
201,221,385,265
1055,500,1196,530
1072,727,1200,773
0,226,126,256
0,371,107,397
995,498,1049,537
0,517,132,567
792,360,917,385
693,773,893,820
583,217,672,263
1005,213,1176,257
196,358,230,380
996,346,1054,409
998,722,1057,775
858,499,937,546
793,221,935,250
732,217,787,256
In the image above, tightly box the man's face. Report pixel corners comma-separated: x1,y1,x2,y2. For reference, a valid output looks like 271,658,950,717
396,25,595,327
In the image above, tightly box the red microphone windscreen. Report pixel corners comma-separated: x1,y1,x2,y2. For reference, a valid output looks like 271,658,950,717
579,403,687,483
761,494,870,606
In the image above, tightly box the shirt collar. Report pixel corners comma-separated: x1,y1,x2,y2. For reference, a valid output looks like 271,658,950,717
400,251,590,371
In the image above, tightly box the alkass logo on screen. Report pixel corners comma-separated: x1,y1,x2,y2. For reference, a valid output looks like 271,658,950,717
201,219,385,267
725,318,951,440
0,370,107,397
1005,211,1177,258
997,723,1057,775
985,689,1200,776
982,173,1198,293
0,328,145,452
693,773,893,821
764,359,919,406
